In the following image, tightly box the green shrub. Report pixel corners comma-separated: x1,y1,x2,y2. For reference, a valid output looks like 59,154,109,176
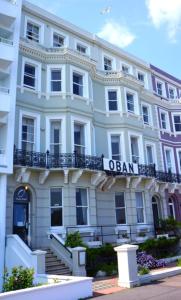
177,258,181,267
86,244,117,276
139,237,179,259
65,231,85,248
3,267,34,292
158,218,181,236
138,266,150,275
98,263,118,276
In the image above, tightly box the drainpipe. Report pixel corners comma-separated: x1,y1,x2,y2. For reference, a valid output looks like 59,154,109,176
0,175,7,292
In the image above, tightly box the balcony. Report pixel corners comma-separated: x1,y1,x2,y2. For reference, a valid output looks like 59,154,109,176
13,149,180,184
0,87,10,115
0,1,18,20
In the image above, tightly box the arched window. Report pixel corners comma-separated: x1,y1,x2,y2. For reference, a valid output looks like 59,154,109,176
168,198,175,219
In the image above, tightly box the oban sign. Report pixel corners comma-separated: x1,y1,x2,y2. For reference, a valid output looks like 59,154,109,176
103,158,139,175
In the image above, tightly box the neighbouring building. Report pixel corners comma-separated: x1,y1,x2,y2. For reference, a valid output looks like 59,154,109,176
0,0,22,290
1,0,181,285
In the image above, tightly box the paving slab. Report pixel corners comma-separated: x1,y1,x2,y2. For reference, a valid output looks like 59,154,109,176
91,274,181,299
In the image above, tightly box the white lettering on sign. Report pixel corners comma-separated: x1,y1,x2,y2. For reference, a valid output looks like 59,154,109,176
103,158,139,174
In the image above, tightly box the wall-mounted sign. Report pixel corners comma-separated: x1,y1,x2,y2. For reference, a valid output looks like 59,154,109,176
14,186,30,202
103,158,139,175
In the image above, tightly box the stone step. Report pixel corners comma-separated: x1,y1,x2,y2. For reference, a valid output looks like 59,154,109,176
46,269,71,275
46,261,65,267
44,248,71,276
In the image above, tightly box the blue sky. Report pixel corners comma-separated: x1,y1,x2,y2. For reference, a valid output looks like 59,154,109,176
28,0,181,79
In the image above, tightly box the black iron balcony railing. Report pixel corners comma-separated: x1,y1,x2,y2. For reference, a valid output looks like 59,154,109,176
13,148,181,184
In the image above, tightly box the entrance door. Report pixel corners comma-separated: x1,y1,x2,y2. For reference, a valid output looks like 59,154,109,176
13,186,30,244
152,196,160,230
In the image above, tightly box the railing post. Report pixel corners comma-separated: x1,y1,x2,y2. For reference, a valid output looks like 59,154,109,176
46,150,50,169
101,154,104,171
153,163,156,177
74,150,77,168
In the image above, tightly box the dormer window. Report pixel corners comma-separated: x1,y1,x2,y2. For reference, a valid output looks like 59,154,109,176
138,72,144,83
122,64,129,74
104,57,112,71
156,81,163,96
53,33,65,47
77,43,87,54
26,22,39,43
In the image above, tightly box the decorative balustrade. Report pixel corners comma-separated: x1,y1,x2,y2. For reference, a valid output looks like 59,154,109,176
13,148,181,184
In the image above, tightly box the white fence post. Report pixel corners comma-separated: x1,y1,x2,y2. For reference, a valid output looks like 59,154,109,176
71,247,86,276
32,250,46,274
114,244,139,288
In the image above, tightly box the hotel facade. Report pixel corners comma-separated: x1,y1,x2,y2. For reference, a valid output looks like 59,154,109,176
1,0,181,285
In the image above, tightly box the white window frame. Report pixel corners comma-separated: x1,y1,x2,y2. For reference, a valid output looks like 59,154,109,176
51,28,69,48
115,192,127,225
19,110,40,152
24,16,44,44
136,69,148,89
21,57,41,92
70,65,89,98
107,130,125,161
124,87,139,115
172,113,181,133
46,115,66,153
102,52,116,71
160,109,170,131
74,39,90,56
76,187,89,226
120,61,133,75
176,148,181,174
141,102,153,126
168,198,176,219
128,131,144,164
71,115,91,155
164,146,176,173
155,78,166,97
105,86,122,112
145,141,157,167
136,192,146,224
50,187,64,229
168,84,176,100
46,64,66,94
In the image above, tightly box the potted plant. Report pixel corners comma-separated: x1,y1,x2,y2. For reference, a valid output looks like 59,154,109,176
117,232,130,244
136,231,147,242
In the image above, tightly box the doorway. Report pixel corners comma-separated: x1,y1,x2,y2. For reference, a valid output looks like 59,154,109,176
13,186,30,245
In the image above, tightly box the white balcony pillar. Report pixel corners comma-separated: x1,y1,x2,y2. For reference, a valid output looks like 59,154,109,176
114,244,139,288
0,175,7,292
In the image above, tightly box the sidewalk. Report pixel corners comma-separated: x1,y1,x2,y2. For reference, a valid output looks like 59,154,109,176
91,274,181,299
93,276,125,297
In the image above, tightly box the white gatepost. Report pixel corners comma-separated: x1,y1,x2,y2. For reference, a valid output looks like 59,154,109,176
114,244,139,288
71,247,86,276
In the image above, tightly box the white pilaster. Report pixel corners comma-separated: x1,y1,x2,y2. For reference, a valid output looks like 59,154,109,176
0,175,7,292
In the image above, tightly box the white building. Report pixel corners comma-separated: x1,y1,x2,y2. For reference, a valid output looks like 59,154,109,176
0,0,22,291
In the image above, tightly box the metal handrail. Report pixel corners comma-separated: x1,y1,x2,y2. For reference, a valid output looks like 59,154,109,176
50,233,72,258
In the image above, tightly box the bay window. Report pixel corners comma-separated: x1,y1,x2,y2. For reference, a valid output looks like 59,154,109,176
50,188,63,227
115,193,126,224
22,117,35,152
111,135,121,161
74,123,85,155
50,121,61,154
51,69,62,92
136,192,145,224
131,137,139,163
76,188,88,225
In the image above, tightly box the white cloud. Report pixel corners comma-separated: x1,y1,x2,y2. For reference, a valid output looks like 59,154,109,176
97,21,136,48
146,0,181,42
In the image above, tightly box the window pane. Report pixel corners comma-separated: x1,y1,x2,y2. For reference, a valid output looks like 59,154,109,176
74,124,84,146
51,70,61,80
76,207,87,225
116,208,126,224
147,146,153,164
51,188,62,206
76,188,87,206
115,193,124,207
51,208,62,226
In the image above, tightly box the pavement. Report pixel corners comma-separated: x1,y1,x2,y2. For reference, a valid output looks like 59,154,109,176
91,274,181,299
